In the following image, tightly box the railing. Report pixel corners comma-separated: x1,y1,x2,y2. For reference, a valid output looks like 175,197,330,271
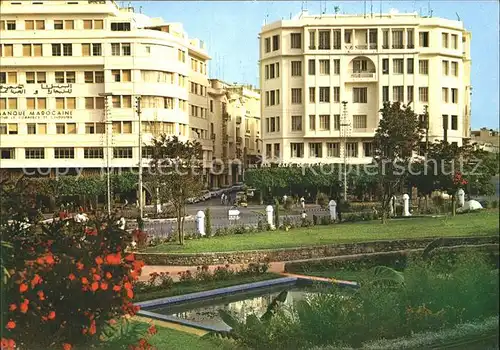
348,69,376,79
369,43,377,49
355,44,368,50
392,44,404,49
407,44,415,49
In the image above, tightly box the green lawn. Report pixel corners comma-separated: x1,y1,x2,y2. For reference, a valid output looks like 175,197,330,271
145,210,499,254
135,273,282,302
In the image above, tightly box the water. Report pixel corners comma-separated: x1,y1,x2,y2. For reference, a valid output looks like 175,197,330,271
148,284,317,331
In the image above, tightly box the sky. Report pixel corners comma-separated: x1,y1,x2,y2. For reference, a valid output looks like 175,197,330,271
130,0,499,129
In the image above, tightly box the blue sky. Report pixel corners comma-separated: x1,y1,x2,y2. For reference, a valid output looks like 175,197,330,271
132,1,499,129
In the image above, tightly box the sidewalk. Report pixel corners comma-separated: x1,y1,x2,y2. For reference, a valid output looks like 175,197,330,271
139,261,286,282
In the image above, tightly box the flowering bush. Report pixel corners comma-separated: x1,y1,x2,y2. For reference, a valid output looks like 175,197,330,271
452,171,468,187
1,215,145,350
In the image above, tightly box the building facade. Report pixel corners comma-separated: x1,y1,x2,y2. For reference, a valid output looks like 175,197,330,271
259,11,472,164
0,0,212,180
208,79,261,188
470,128,499,153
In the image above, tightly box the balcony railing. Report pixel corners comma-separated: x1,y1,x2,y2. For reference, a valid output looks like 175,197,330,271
392,44,404,49
348,69,376,79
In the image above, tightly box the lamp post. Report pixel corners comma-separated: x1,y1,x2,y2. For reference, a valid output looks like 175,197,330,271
99,92,113,215
136,96,143,219
340,101,351,201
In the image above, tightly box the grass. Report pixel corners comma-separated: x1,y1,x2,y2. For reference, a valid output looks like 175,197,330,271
144,210,499,254
134,273,282,302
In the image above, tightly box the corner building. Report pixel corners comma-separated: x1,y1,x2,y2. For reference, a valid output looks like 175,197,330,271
259,11,471,164
0,0,211,177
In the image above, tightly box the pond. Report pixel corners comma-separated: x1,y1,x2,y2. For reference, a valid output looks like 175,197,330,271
147,283,317,331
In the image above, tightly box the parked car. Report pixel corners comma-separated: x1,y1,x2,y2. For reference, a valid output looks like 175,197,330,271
199,190,211,201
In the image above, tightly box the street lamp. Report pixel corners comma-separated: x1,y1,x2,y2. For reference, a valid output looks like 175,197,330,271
98,92,113,215
136,96,143,219
340,101,351,201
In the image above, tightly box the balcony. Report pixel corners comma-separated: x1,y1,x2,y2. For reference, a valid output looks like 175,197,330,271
345,43,377,51
349,69,376,79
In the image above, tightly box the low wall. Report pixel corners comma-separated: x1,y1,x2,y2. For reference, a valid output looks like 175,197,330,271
136,235,499,266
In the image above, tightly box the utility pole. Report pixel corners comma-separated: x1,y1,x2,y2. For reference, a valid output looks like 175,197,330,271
340,101,351,201
99,92,113,215
136,96,143,219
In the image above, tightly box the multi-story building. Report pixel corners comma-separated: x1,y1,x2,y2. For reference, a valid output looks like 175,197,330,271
0,0,211,181
470,128,499,153
259,11,472,164
208,79,261,188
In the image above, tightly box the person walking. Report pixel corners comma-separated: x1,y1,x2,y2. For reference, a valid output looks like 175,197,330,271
283,194,288,204
300,196,305,209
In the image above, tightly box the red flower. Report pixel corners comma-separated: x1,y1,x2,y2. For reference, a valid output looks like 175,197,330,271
36,257,45,265
105,272,112,279
68,273,76,281
124,282,132,290
85,228,97,236
147,325,157,335
8,304,17,312
37,290,45,301
125,254,135,262
91,282,99,292
76,262,84,270
48,311,56,320
126,289,134,299
100,282,108,290
112,285,121,292
20,303,28,313
5,321,15,330
44,254,55,265
62,343,72,350
81,277,89,285
1,338,15,350
31,274,42,288
105,253,121,265
19,283,28,293
109,319,117,325
95,256,104,265
89,320,96,335
93,274,101,281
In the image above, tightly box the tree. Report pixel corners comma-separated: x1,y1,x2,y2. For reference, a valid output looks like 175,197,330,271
148,135,203,245
373,102,424,223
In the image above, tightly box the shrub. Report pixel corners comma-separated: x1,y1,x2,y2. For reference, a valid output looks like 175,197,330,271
492,200,498,209
320,216,331,225
284,197,294,210
274,199,280,228
316,193,329,209
1,216,144,350
204,207,212,237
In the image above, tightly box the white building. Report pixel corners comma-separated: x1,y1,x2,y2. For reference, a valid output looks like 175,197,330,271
0,0,211,178
259,11,472,164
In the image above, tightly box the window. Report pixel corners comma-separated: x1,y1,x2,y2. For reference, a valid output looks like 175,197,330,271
291,33,301,49
54,20,63,30
382,86,389,102
273,144,280,159
451,62,458,76
54,147,75,159
407,29,414,48
442,33,449,48
85,122,105,134
52,44,61,56
442,115,449,130
291,88,302,104
111,43,131,56
327,143,340,157
26,97,46,109
264,37,271,53
290,143,304,158
393,59,404,74
63,44,72,56
265,144,272,158
309,143,322,158
6,20,16,30
382,30,389,48
308,59,315,75
333,59,340,74
56,123,65,134
6,123,18,134
111,22,131,31
319,87,330,103
267,63,279,79
382,59,389,74
392,30,403,48
407,86,414,103
333,30,341,49
451,115,458,130
419,60,428,74
309,115,315,130
451,34,458,49
82,43,102,56
353,115,367,129
333,87,340,103
0,124,5,134
291,61,302,76
84,147,104,159
265,116,280,132
267,90,280,106
407,58,414,74
66,71,75,83
318,30,330,50
442,60,449,75
344,30,352,44
27,123,36,134
2,44,13,57
363,142,373,157
353,87,367,103
64,20,74,30
25,148,44,159
291,115,302,131
308,30,316,49
393,86,404,102
7,72,17,84
272,35,279,51
419,31,429,47
2,98,18,109
319,115,330,130
346,142,358,157
319,59,330,75
177,49,186,62
309,87,315,103
442,88,449,103
0,148,15,160
419,87,428,103
451,88,458,103
333,114,340,130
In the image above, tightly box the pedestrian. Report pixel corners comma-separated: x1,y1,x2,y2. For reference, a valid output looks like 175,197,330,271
118,216,126,230
221,193,226,205
283,194,288,204
300,196,305,209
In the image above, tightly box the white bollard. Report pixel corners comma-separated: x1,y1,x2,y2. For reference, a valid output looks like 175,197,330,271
329,200,337,221
457,188,465,207
266,205,274,228
390,195,396,217
403,194,411,216
155,187,162,213
197,210,205,236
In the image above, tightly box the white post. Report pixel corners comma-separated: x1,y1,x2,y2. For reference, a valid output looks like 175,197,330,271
329,199,337,221
457,188,465,207
266,205,274,228
155,187,162,213
403,194,411,216
197,210,205,236
390,195,396,217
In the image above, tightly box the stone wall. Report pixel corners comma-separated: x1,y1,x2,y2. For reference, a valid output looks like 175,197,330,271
136,235,499,266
